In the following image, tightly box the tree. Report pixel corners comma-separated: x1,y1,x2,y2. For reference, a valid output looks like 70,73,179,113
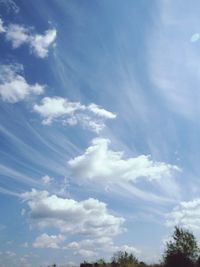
112,251,138,267
163,226,200,267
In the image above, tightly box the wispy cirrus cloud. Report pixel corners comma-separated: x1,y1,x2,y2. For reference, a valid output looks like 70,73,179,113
0,64,44,103
33,96,116,133
147,1,200,120
0,18,56,58
0,0,20,13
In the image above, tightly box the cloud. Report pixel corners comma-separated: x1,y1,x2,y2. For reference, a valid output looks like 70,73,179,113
33,233,65,249
75,249,98,260
66,237,139,256
21,189,124,237
33,96,116,132
0,18,5,33
33,97,84,125
68,138,180,184
5,24,29,48
0,64,44,103
0,0,20,13
0,18,56,58
166,199,200,231
147,1,200,119
88,103,117,119
29,29,57,58
41,175,54,185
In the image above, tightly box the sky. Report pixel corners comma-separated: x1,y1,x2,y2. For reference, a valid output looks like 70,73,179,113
1,0,200,266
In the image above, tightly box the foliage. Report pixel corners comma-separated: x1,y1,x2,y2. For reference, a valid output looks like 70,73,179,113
163,226,200,267
164,251,193,267
111,251,138,267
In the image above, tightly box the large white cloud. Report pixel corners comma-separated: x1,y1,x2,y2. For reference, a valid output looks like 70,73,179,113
0,64,44,103
166,199,200,231
68,138,181,202
68,138,179,184
21,189,124,237
33,96,116,132
0,18,56,58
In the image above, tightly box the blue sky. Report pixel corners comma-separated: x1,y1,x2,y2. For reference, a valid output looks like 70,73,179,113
1,0,200,266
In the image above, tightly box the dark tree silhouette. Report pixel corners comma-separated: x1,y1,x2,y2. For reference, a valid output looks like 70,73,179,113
163,226,200,267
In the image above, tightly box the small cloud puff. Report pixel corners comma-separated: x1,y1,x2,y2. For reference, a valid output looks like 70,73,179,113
0,64,44,103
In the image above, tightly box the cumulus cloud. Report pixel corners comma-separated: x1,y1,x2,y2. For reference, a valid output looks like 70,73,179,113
0,18,56,58
33,233,65,249
68,138,180,184
29,29,57,58
33,96,116,132
21,189,124,237
6,24,29,48
166,199,200,231
0,64,44,103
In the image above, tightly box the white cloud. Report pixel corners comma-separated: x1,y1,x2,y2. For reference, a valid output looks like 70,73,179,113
41,175,53,185
64,237,139,262
33,96,116,132
21,189,124,237
68,138,180,184
29,29,57,58
0,18,56,58
88,103,117,119
33,233,65,249
0,64,44,103
33,97,84,125
6,24,29,48
166,198,200,231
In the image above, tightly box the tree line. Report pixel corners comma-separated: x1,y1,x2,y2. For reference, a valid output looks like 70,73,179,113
80,226,200,267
